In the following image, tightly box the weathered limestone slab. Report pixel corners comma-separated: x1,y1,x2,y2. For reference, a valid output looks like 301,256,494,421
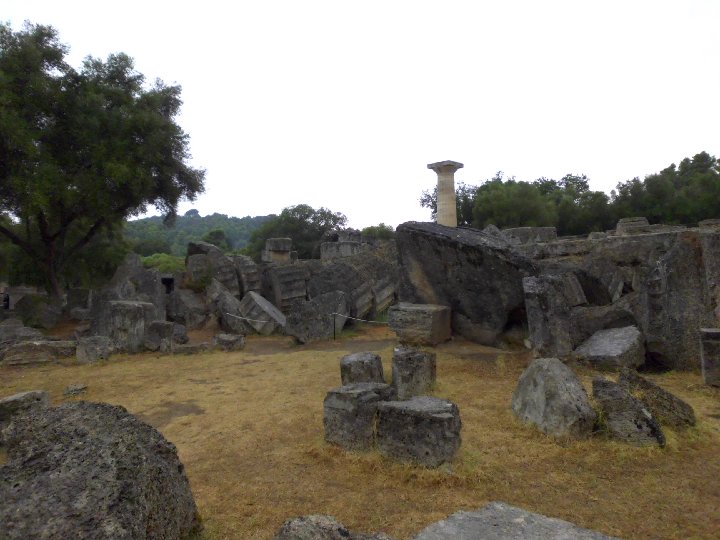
376,396,461,467
206,280,250,334
144,320,174,353
320,241,363,260
616,216,649,235
413,501,617,539
232,254,261,296
275,515,392,540
0,390,49,425
0,402,201,539
323,382,396,451
262,237,292,263
700,328,720,386
238,291,286,335
388,303,451,346
108,300,154,353
1,340,76,366
396,222,535,344
268,264,309,312
618,369,696,428
76,336,112,364
391,347,436,400
511,358,596,439
285,291,348,344
523,276,572,357
340,352,385,385
592,377,665,446
213,333,245,351
502,226,557,244
185,253,212,286
372,277,396,315
569,304,637,350
574,326,644,370
172,342,211,355
167,289,209,329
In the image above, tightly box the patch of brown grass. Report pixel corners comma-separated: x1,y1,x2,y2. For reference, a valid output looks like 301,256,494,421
1,327,719,539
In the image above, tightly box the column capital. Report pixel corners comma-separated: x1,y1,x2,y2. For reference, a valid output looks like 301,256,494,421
427,160,464,174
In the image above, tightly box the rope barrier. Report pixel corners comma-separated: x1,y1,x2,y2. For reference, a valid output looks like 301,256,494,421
330,313,388,325
223,312,272,324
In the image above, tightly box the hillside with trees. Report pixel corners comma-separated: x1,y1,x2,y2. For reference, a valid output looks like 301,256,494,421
420,151,720,236
123,210,273,256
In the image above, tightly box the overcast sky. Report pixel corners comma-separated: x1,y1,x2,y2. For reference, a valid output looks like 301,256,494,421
5,1,720,228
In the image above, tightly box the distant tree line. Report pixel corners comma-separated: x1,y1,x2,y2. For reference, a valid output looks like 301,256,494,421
124,209,273,256
420,152,720,236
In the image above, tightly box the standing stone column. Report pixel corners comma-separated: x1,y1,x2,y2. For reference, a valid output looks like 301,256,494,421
427,160,463,227
700,328,720,386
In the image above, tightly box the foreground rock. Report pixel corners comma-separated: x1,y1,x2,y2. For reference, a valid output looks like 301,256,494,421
75,336,112,364
0,340,75,366
238,291,286,335
213,333,246,351
574,326,645,370
391,347,437,400
275,515,392,540
324,382,396,451
388,303,451,346
413,501,617,539
592,377,665,446
376,396,461,467
618,369,696,428
0,391,49,431
511,358,596,439
0,402,201,539
340,352,385,385
396,222,535,344
700,328,720,386
285,291,349,344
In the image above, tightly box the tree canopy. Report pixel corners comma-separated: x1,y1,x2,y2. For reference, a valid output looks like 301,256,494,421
419,152,720,236
244,204,348,260
0,22,205,296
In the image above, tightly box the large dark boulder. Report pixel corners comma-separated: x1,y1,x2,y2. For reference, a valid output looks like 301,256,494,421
0,402,201,539
395,222,536,344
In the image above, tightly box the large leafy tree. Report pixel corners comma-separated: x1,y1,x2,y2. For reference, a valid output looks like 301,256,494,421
245,204,348,260
0,23,204,296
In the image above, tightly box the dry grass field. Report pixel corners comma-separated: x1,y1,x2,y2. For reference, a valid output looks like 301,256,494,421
1,325,719,539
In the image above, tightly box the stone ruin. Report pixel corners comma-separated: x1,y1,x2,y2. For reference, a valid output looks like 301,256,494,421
394,217,720,376
0,233,400,366
323,347,461,468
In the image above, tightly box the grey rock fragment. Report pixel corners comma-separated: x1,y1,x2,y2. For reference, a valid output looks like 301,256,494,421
700,328,720,386
173,323,189,345
391,347,436,400
592,377,665,446
323,382,396,451
413,501,617,539
1,340,75,366
0,390,49,426
144,320,175,352
63,384,87,397
172,342,211,355
76,336,112,364
376,396,461,467
0,402,201,539
522,275,572,357
238,291,286,335
340,352,385,385
574,326,645,370
388,303,451,346
167,288,209,329
618,369,696,428
286,291,349,344
275,515,393,540
511,358,596,439
213,333,246,351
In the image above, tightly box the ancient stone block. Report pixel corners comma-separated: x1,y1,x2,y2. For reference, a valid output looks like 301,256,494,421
238,291,287,335
388,303,451,346
0,402,201,539
0,320,43,342
262,237,292,263
172,342,211,355
522,275,572,357
502,226,557,244
1,340,76,366
376,396,461,467
268,264,309,313
14,294,62,329
76,336,112,364
592,377,665,446
372,277,396,315
213,333,246,351
511,358,596,439
144,320,175,353
320,241,363,260
185,253,212,286
233,254,261,296
0,390,49,425
618,369,696,428
391,347,436,400
167,289,209,329
173,323,189,345
323,382,396,451
616,216,650,235
569,304,637,350
340,352,385,385
396,222,535,344
285,291,348,344
413,501,617,540
108,301,154,353
700,328,720,386
574,326,644,370
206,280,250,334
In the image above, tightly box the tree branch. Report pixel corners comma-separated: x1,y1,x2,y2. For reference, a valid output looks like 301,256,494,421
0,222,40,259
63,216,107,261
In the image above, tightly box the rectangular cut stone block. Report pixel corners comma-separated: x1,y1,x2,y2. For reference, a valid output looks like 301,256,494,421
700,328,720,386
340,352,385,385
76,336,112,364
388,303,451,346
1,341,76,366
574,326,644,370
320,241,363,260
377,396,461,467
323,382,396,450
238,291,286,335
392,347,436,400
108,301,154,353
